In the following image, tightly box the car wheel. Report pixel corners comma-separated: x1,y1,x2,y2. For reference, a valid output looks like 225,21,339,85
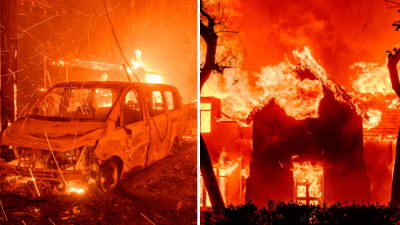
99,157,120,192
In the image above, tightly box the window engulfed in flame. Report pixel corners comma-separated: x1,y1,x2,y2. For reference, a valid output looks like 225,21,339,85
200,103,211,133
200,168,227,208
293,162,324,205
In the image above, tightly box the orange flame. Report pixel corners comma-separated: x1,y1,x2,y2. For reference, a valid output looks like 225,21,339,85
202,46,362,122
363,108,382,130
389,98,400,110
350,60,395,95
241,167,250,179
218,151,239,176
225,162,239,176
132,50,144,70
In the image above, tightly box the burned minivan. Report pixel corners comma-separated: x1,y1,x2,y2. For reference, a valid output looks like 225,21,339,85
0,81,185,194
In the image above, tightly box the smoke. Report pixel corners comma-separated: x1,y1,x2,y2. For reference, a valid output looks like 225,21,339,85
229,0,400,89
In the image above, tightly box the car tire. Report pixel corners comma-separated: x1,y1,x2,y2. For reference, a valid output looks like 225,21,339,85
99,157,121,192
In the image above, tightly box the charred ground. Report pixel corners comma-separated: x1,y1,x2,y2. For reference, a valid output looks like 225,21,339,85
0,137,197,225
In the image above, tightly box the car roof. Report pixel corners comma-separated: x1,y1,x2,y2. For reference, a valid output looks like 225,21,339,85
54,81,179,91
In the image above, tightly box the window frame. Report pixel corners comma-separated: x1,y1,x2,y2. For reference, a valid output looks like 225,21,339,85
120,88,143,126
164,90,180,112
146,89,167,118
200,102,212,133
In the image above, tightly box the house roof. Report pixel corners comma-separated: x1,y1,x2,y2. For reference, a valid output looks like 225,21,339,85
243,68,364,125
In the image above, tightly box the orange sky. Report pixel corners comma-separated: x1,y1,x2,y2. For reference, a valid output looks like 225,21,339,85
228,0,400,90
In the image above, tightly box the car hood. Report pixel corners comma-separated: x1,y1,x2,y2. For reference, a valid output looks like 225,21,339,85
1,118,107,151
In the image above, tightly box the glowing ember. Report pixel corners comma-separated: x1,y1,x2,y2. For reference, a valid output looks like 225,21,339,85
14,84,17,121
363,108,382,130
70,188,84,194
100,73,108,81
293,161,323,205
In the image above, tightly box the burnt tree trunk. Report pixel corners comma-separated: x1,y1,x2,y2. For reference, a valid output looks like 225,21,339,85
199,1,225,208
1,0,18,148
388,52,400,205
392,128,400,206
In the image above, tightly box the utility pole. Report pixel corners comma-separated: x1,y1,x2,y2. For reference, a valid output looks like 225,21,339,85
1,0,18,137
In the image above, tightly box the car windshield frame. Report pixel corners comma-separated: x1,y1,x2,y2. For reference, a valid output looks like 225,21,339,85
26,83,124,122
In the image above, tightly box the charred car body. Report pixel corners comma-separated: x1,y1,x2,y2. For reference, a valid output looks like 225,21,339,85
0,81,184,194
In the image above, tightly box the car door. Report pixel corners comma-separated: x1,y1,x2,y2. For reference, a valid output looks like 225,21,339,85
121,88,150,175
145,89,170,166
164,89,184,147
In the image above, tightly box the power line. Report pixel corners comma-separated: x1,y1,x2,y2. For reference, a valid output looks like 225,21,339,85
102,0,139,82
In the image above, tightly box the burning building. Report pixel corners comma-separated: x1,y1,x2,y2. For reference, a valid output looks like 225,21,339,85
200,97,252,208
359,93,398,204
201,47,377,207
244,76,371,206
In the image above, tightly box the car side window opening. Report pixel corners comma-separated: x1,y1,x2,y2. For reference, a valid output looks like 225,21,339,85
146,90,165,117
31,87,121,121
122,89,142,125
164,91,180,111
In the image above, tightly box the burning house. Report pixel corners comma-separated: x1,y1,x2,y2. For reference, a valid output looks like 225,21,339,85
244,77,371,206
201,47,376,207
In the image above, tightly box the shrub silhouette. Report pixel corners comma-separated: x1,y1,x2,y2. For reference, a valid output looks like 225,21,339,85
201,200,400,224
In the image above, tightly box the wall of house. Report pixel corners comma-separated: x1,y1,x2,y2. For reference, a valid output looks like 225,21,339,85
246,87,371,206
201,97,253,207
364,140,396,204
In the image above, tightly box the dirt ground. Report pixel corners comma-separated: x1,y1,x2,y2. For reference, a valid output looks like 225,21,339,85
0,137,197,224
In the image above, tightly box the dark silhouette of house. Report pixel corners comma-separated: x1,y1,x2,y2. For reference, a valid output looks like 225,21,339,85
245,72,371,206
